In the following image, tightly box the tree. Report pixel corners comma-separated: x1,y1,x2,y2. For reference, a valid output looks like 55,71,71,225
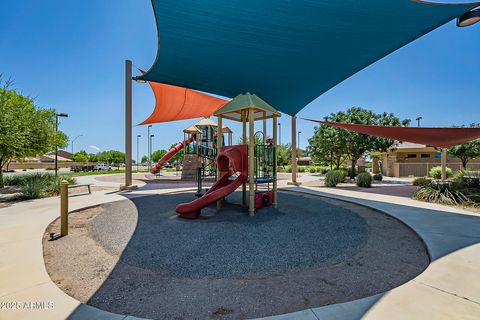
97,150,125,168
72,150,89,162
168,144,183,164
88,153,98,162
277,143,292,168
308,107,410,178
152,149,168,163
308,124,347,169
0,79,68,187
447,123,480,169
141,155,148,163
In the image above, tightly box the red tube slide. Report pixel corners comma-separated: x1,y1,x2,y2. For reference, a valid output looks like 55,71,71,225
151,137,194,174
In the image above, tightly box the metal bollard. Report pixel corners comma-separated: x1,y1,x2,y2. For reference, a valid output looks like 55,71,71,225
60,180,69,236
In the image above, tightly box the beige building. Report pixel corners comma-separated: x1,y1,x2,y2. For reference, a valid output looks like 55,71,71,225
371,142,480,177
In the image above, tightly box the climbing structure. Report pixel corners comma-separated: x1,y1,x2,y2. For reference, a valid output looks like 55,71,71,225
176,93,281,218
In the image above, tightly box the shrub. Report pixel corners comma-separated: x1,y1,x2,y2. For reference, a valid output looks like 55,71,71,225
45,167,55,171
286,165,292,173
454,170,480,189
309,166,316,173
429,166,453,179
320,167,330,174
325,170,345,187
413,182,470,206
277,166,285,173
3,175,27,186
356,172,372,187
373,173,383,181
20,173,52,199
413,177,432,187
298,166,305,173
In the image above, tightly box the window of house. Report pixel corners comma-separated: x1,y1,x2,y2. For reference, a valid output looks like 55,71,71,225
421,154,431,158
406,154,416,158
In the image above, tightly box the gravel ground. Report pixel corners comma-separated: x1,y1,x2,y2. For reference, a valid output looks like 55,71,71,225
43,191,429,320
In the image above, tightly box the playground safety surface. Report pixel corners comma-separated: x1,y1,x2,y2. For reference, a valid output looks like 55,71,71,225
43,191,429,320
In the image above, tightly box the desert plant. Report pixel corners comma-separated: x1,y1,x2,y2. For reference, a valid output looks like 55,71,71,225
413,177,432,187
356,172,372,187
20,173,52,199
413,182,470,206
429,166,453,180
320,167,330,174
373,173,383,181
325,170,345,187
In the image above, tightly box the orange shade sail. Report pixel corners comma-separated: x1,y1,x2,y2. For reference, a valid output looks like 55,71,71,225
304,119,480,149
140,81,228,124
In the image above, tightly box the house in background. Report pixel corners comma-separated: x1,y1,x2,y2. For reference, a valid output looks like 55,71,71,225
371,142,480,177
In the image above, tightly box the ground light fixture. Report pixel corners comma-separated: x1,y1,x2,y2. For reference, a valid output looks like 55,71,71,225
457,9,480,27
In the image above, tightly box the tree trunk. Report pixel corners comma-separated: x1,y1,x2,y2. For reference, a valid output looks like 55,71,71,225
350,159,357,179
461,158,468,170
0,166,4,188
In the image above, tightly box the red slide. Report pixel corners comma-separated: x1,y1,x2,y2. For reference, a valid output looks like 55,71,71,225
176,145,248,219
151,137,194,174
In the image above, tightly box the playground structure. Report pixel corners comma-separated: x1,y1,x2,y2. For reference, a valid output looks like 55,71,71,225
176,93,281,218
150,117,232,180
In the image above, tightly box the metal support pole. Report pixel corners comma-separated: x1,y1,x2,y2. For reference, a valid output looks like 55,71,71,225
137,135,141,172
248,109,255,216
272,115,278,208
125,60,133,187
217,115,223,209
60,180,68,236
441,148,447,180
290,115,298,185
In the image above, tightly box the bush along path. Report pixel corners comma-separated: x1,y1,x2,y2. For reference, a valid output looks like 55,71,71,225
1,173,76,200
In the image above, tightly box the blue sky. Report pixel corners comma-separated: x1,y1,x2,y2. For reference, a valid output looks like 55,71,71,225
1,1,479,159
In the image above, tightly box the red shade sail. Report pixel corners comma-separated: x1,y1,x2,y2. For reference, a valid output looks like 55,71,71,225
140,81,228,125
304,119,480,148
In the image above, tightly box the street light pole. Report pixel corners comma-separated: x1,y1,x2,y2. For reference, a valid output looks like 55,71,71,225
147,125,152,169
71,134,83,154
55,113,68,177
149,134,155,169
136,135,141,172
298,131,302,158
416,116,423,127
278,122,282,145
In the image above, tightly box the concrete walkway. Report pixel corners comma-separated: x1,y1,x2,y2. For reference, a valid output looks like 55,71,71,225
0,184,479,320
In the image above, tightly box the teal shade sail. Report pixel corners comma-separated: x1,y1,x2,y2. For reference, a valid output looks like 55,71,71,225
139,0,477,116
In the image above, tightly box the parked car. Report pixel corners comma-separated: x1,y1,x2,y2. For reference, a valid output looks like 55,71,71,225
163,163,173,168
93,163,111,171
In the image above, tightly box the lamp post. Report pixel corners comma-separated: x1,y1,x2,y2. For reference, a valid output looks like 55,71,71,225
147,125,152,169
55,113,68,177
149,134,155,169
136,134,141,172
416,117,422,127
71,134,83,154
298,131,302,158
278,122,282,145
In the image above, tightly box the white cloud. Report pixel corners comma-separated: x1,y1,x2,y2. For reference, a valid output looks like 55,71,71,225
89,145,101,152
